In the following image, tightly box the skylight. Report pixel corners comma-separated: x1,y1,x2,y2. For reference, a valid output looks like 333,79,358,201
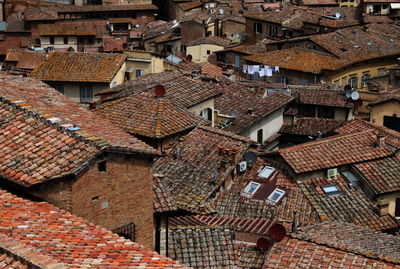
259,166,275,179
244,182,261,196
321,184,341,195
341,170,360,187
267,188,285,203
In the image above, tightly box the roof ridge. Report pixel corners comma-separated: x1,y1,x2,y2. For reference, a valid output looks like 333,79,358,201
0,92,109,150
197,125,254,143
278,129,376,152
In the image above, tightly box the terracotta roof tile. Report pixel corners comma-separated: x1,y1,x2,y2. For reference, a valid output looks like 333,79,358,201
168,226,236,268
291,88,352,107
368,86,400,107
298,175,398,231
279,117,344,136
38,23,97,36
200,62,223,77
178,0,203,11
5,49,46,70
94,93,203,139
154,126,253,213
0,75,156,186
188,36,231,47
31,51,126,83
235,244,269,268
275,130,394,174
355,156,400,195
215,78,294,134
0,188,185,267
153,175,178,213
292,221,400,264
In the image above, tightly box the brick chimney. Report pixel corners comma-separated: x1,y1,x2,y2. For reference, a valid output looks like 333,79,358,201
376,131,386,148
377,199,389,216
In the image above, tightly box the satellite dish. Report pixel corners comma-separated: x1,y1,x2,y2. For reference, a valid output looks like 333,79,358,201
345,90,352,98
268,223,286,241
219,9,224,14
244,152,257,164
256,237,270,251
154,85,166,97
186,54,193,62
335,12,341,19
351,91,359,101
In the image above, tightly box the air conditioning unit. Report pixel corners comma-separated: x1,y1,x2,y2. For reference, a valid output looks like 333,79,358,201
327,168,338,179
237,161,247,172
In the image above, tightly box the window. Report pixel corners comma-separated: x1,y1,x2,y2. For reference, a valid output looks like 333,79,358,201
63,36,68,44
321,184,341,195
244,181,261,195
361,73,370,87
112,222,136,242
396,198,400,217
341,170,360,187
98,161,106,172
254,22,262,34
384,115,400,132
267,188,285,203
53,85,64,94
206,31,212,36
79,85,93,103
136,69,145,77
259,166,275,179
234,55,240,67
341,77,347,86
298,104,315,117
164,44,172,53
206,50,211,55
317,106,334,119
378,68,386,75
200,108,213,121
278,76,290,84
269,25,277,37
50,36,55,44
181,45,186,52
257,129,263,143
284,30,292,38
348,76,358,90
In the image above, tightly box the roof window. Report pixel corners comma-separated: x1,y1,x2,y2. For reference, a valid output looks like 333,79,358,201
259,166,275,179
243,181,261,196
321,184,341,195
341,170,360,187
267,188,285,203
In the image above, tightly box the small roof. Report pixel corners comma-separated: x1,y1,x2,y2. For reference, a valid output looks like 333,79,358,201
38,23,97,36
368,86,400,107
279,117,344,136
266,221,400,268
31,51,126,83
273,130,394,174
0,188,185,267
154,175,178,213
178,0,203,11
291,88,352,107
5,49,46,70
188,36,231,47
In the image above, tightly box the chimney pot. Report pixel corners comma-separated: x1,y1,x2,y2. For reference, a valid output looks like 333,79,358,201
377,199,389,216
376,131,386,148
89,100,97,110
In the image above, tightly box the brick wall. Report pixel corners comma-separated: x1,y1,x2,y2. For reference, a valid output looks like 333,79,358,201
28,152,155,249
181,21,204,46
222,20,245,39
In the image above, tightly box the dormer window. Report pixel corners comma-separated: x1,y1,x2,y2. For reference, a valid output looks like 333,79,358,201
259,166,275,179
321,184,341,195
244,181,261,196
267,188,285,203
341,170,360,187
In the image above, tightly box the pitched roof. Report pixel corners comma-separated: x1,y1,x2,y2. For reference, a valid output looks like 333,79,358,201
212,158,320,226
0,188,185,268
298,175,398,231
291,88,352,107
5,49,46,70
265,222,399,268
200,62,223,77
368,86,400,107
275,130,394,174
279,118,344,136
355,156,400,195
168,226,236,268
0,75,156,186
215,78,294,134
154,126,253,213
94,93,203,139
31,51,126,83
38,23,97,36
188,36,231,47
293,222,400,264
153,174,178,213
178,0,203,11
336,119,400,149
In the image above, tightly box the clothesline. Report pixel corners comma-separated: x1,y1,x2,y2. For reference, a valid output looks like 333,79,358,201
242,65,279,77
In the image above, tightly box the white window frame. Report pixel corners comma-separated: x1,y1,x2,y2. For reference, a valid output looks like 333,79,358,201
243,181,261,196
258,166,275,179
267,188,285,203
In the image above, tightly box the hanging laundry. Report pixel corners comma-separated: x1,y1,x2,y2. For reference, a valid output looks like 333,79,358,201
243,65,248,74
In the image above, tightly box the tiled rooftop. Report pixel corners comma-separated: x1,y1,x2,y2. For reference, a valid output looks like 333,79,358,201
168,226,236,268
275,130,394,174
291,88,352,107
154,126,253,213
38,23,97,36
31,51,126,83
298,175,398,231
215,78,294,134
355,156,400,195
5,49,46,70
212,158,320,227
94,87,205,139
336,119,400,150
200,62,223,77
0,188,185,267
279,118,344,136
153,174,178,213
368,85,400,107
0,75,156,185
235,244,269,269
293,221,400,264
188,36,231,47
178,0,202,11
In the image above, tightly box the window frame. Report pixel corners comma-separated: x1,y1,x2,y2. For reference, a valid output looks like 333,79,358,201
267,188,285,203
79,85,93,103
243,181,261,196
321,184,341,196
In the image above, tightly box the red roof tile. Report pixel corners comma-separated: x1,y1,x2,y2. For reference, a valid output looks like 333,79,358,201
0,188,185,267
153,174,178,213
279,117,344,136
5,49,46,70
178,0,203,11
38,23,97,36
200,62,223,77
31,51,126,83
275,130,394,174
188,36,231,47
291,88,352,107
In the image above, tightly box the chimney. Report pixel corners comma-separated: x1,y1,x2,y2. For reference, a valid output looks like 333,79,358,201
89,100,97,110
376,131,386,148
377,199,389,216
